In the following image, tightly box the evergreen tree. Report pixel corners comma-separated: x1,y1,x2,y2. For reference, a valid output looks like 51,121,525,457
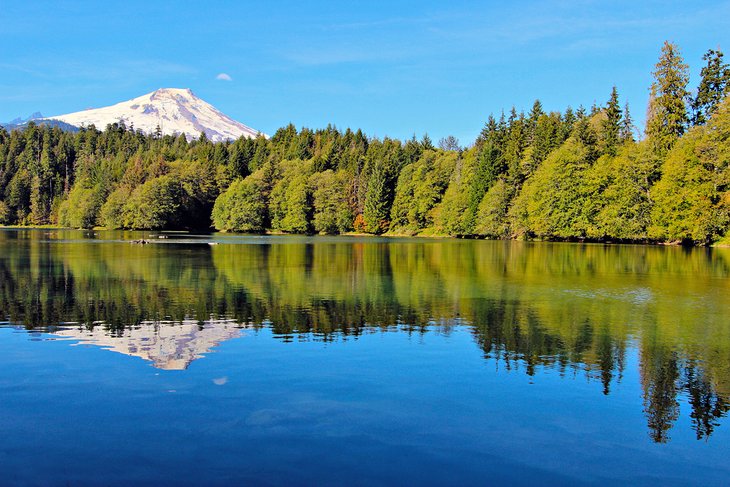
527,99,544,144
559,106,576,142
466,141,503,232
420,133,434,151
228,138,252,178
646,41,690,155
250,135,270,171
477,115,498,148
620,102,635,142
503,109,526,185
691,48,730,126
172,133,188,154
602,86,622,155
573,111,599,164
363,166,390,234
403,135,422,164
526,112,561,175
212,143,228,166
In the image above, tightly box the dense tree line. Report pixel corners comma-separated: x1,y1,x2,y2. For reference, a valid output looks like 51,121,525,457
1,41,729,244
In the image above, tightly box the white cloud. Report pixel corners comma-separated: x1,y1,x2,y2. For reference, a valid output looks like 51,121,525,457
216,73,233,81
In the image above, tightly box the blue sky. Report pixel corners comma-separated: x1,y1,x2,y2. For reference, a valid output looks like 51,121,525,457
1,1,728,143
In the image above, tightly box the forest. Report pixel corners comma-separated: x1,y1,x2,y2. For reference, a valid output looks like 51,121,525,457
1,41,729,245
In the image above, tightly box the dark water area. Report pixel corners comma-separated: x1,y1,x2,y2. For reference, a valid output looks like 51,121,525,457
0,229,729,485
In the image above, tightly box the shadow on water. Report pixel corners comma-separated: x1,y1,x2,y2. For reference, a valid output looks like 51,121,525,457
0,228,729,443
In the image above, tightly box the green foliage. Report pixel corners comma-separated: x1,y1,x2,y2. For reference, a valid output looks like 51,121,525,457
691,49,730,126
363,166,390,234
601,86,622,156
6,168,32,223
650,97,730,243
475,178,514,238
174,159,221,226
511,140,594,239
100,187,132,229
435,150,478,235
0,200,10,224
124,175,184,229
58,182,105,228
468,141,505,229
96,158,219,230
278,174,313,233
212,171,268,232
591,143,659,240
620,102,635,143
420,133,434,151
646,41,690,155
573,108,599,163
390,151,457,233
356,138,403,234
311,170,352,234
228,136,255,178
527,112,562,174
270,160,314,233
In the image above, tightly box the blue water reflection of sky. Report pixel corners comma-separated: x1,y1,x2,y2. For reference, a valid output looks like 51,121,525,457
1,324,727,486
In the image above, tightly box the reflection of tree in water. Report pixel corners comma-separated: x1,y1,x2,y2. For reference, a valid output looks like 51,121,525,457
597,325,625,395
641,345,680,443
469,300,627,393
684,361,730,440
640,348,730,442
0,234,729,442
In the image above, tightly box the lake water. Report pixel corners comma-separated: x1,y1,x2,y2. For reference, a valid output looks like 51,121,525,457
0,229,728,486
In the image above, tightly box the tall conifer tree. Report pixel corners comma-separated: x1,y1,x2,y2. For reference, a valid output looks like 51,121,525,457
645,41,689,155
363,166,390,234
691,48,730,126
620,102,635,142
602,86,622,155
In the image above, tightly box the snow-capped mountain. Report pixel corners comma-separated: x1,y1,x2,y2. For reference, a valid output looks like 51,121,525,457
43,88,263,142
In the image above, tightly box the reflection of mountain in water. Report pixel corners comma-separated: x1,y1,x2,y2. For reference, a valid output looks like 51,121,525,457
52,319,243,370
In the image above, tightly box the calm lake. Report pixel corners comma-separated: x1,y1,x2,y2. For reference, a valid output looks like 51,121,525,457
1,229,728,486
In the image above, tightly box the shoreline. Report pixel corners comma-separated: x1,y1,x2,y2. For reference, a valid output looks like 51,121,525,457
2,225,728,247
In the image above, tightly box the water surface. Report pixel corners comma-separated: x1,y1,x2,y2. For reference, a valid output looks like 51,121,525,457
0,229,729,485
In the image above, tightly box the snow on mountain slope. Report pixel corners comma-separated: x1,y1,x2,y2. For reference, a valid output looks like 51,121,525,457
44,88,263,142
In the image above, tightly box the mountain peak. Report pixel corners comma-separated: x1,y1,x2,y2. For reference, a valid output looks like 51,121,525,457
44,89,263,142
150,87,195,99
4,112,44,126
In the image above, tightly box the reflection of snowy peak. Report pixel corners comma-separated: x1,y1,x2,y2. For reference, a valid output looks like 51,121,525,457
44,88,263,142
52,319,244,370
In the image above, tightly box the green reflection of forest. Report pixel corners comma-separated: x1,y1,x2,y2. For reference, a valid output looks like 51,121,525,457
0,230,728,442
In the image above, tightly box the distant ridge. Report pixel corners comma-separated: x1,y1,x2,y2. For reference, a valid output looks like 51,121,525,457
41,88,264,142
1,113,79,133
